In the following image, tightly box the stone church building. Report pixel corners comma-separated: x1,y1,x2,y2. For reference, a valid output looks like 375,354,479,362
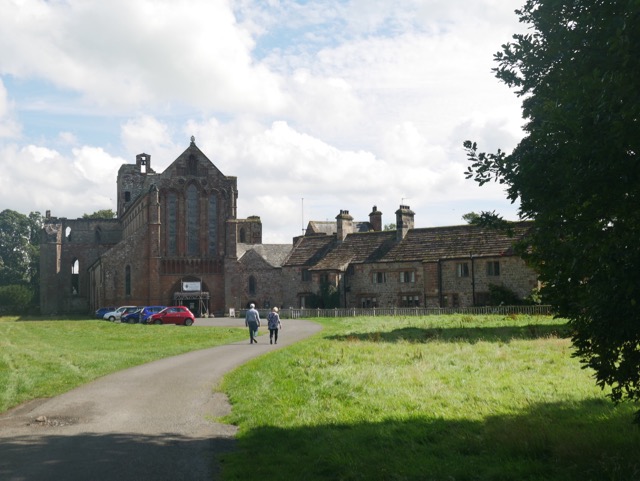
39,138,538,316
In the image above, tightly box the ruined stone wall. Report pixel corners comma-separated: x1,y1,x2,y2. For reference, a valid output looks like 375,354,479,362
40,217,121,315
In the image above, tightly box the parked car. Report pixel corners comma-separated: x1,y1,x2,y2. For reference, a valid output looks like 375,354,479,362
121,308,144,324
139,305,166,323
103,306,138,322
123,305,166,324
148,306,195,326
95,306,117,319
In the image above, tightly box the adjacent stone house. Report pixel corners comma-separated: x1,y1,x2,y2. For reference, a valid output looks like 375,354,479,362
39,139,538,315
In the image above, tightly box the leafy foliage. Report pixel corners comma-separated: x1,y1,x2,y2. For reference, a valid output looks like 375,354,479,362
0,210,43,309
83,209,116,219
464,1,640,421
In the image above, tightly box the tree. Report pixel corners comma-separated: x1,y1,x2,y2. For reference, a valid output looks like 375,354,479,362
0,210,43,308
383,223,396,231
83,209,116,219
462,212,480,224
464,1,640,421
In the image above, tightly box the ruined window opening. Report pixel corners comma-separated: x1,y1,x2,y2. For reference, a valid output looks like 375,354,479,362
65,226,72,242
125,265,131,296
186,185,199,256
95,227,102,243
125,191,131,202
248,275,256,295
71,259,79,295
239,227,246,243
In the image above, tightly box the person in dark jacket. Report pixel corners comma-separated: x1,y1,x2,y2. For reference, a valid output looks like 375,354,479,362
245,303,261,344
267,307,282,344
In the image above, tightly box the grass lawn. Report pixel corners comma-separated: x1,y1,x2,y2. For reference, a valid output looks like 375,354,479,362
0,317,247,413
219,315,640,481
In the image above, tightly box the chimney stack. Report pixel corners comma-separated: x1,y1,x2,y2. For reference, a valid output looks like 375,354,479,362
336,210,354,241
369,205,382,232
395,205,415,240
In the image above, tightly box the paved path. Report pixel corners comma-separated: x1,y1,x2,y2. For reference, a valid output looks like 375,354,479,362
0,318,321,481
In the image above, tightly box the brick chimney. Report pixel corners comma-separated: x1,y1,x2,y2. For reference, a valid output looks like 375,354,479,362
336,210,354,241
369,205,382,232
395,205,415,240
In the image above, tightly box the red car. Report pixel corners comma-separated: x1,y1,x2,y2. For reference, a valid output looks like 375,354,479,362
148,306,195,326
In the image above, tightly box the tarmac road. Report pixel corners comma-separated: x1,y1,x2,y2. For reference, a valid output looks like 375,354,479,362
0,317,322,481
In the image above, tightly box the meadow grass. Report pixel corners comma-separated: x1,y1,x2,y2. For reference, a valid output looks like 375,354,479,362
219,315,640,481
0,317,247,413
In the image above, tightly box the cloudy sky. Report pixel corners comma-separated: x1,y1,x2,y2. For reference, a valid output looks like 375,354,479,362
0,0,527,243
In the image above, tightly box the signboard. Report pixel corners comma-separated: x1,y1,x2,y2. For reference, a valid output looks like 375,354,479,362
182,281,201,292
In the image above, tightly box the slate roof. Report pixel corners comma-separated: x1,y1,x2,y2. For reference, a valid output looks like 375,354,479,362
305,220,372,236
237,244,292,267
282,235,337,267
308,221,532,271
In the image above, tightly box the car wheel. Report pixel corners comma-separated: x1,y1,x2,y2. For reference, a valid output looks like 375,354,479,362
184,318,193,326
128,317,136,324
109,316,115,321
154,319,162,325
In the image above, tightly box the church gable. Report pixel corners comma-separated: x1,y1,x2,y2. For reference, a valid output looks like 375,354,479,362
162,136,225,180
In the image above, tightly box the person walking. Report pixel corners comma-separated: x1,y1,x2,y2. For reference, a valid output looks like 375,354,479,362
245,303,261,344
267,307,282,344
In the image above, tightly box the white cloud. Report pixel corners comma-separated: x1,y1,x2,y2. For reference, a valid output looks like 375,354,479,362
0,0,527,241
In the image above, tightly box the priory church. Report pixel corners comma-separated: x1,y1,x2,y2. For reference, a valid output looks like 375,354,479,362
39,137,538,316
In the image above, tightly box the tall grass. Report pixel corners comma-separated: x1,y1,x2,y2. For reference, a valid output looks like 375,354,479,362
220,315,640,481
0,318,246,413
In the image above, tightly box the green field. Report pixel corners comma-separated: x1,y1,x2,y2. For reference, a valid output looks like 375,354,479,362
2,314,639,480
219,315,640,481
0,317,247,413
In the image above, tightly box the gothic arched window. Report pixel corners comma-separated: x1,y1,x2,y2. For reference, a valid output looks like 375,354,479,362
186,185,199,256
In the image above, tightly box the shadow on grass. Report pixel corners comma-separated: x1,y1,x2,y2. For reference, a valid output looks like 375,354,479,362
223,398,640,481
327,323,570,344
0,431,235,481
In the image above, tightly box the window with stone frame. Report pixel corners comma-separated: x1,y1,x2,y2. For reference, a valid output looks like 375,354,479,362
372,272,386,284
186,184,199,256
401,295,420,307
399,271,415,283
486,261,500,276
208,195,217,256
361,297,378,308
248,275,257,295
167,192,177,255
457,262,470,277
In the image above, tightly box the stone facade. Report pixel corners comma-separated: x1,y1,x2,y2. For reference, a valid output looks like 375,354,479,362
40,139,539,316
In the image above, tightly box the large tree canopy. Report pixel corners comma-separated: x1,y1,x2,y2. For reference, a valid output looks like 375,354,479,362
0,210,43,312
464,1,640,420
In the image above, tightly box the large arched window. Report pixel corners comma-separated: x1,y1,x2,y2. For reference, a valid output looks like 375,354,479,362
208,195,217,256
167,192,177,255
186,185,199,256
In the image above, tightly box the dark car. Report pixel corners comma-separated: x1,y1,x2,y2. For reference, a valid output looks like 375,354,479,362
95,307,117,319
149,306,195,326
139,306,166,324
121,308,144,324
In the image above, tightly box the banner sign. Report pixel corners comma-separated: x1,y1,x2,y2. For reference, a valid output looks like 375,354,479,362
182,281,201,292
